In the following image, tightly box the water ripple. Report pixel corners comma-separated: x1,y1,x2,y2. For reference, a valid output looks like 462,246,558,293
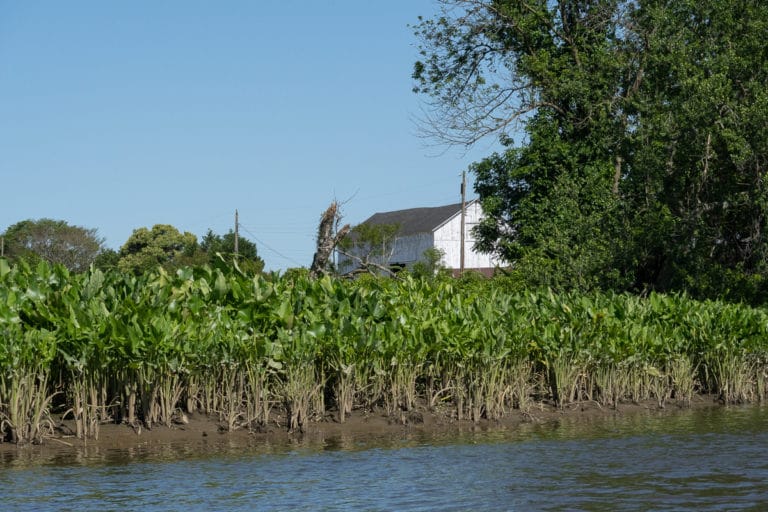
3,406,768,511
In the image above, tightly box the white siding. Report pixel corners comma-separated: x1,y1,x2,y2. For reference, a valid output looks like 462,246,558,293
434,202,503,270
336,255,357,274
390,233,433,265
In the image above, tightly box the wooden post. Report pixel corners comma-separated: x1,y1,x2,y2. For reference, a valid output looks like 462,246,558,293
460,171,466,276
234,210,239,258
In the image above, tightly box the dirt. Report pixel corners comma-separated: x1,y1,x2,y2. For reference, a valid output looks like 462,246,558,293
0,394,725,459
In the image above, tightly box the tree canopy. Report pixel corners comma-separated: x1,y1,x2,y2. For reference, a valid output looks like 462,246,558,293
116,225,265,276
117,224,201,275
413,0,768,302
1,218,105,272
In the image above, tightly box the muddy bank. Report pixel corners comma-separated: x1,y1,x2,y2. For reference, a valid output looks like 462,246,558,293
0,394,727,459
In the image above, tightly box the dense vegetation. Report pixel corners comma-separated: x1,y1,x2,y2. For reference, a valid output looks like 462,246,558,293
1,219,265,277
2,259,767,444
413,1,768,303
4,1,768,446
1,219,105,273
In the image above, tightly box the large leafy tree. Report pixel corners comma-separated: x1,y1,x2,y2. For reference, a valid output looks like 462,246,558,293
413,0,768,300
118,224,202,275
414,0,630,290
471,114,624,290
2,218,105,272
624,0,768,298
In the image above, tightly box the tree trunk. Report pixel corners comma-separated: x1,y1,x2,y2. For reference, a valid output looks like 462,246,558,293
309,202,350,278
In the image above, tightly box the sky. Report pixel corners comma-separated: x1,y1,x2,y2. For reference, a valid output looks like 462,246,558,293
0,1,502,271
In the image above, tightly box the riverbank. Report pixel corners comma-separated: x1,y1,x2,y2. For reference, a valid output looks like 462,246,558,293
0,394,728,458
5,267,768,445
5,399,767,511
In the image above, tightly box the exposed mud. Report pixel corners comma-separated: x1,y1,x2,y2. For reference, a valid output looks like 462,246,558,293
0,394,726,460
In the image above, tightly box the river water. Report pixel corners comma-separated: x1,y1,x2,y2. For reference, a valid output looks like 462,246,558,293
2,405,767,511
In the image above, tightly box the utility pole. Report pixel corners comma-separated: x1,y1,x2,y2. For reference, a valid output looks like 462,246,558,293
234,210,239,258
460,171,466,276
0,236,4,258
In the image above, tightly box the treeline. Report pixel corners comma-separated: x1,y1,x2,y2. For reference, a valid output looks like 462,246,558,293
413,1,768,304
1,218,264,275
2,259,767,444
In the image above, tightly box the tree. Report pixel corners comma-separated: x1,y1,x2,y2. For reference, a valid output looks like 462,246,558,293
413,1,768,301
1,218,105,272
310,202,350,278
622,0,768,299
411,247,447,280
200,229,265,274
117,224,202,275
338,222,401,276
412,1,630,149
93,248,120,272
471,113,624,291
415,0,629,290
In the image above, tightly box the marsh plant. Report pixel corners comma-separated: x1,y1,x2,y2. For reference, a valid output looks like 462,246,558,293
2,259,768,443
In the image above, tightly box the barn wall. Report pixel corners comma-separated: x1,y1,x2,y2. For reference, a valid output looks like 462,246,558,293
336,254,357,274
391,233,433,265
336,233,433,274
434,202,504,269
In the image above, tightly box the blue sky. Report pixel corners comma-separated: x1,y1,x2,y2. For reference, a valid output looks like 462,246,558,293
0,1,500,271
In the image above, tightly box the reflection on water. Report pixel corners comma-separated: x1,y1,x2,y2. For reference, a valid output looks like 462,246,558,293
2,405,768,511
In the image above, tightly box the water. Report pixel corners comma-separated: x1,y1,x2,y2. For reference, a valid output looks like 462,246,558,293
2,406,768,511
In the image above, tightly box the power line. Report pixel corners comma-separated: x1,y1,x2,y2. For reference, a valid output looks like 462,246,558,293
238,223,304,267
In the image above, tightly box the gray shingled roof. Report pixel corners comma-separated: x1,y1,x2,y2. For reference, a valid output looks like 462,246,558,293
360,202,463,236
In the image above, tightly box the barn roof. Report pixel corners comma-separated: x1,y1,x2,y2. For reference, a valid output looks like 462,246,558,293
360,202,466,236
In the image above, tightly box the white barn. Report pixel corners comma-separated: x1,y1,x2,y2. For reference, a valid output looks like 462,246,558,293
337,200,505,276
